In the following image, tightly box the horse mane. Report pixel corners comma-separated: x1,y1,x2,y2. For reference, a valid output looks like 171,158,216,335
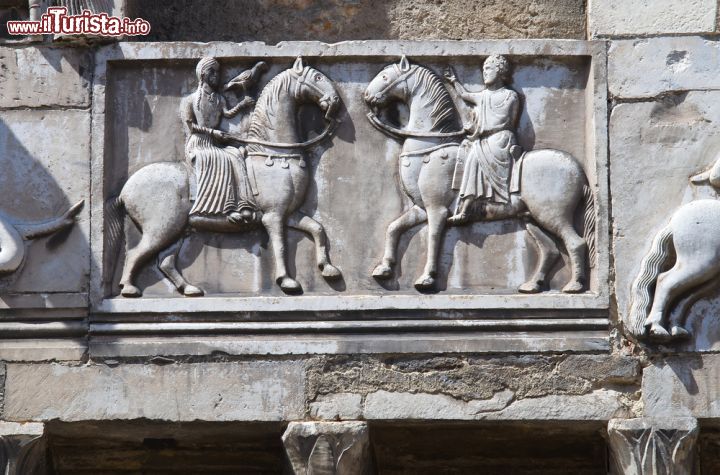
247,69,294,141
408,65,459,133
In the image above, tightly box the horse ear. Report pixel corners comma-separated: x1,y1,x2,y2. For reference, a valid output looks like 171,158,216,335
293,56,304,73
399,55,410,72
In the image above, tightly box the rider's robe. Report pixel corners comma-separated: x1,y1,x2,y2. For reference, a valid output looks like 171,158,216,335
182,89,256,217
458,87,520,204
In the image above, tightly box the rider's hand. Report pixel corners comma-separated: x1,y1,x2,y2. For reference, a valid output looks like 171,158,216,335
443,67,457,83
212,130,228,142
243,98,256,108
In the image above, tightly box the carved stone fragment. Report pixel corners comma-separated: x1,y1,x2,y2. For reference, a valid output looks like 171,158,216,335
607,417,698,475
365,55,595,293
0,422,47,475
627,156,720,342
282,421,373,475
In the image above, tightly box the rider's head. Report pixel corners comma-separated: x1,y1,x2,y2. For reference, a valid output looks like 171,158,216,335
483,55,512,86
196,57,220,89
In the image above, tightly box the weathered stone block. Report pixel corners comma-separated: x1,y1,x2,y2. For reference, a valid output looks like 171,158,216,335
3,361,306,422
609,37,720,99
362,389,629,420
642,354,720,418
0,47,91,108
0,109,89,293
131,0,587,42
309,393,363,421
589,0,716,37
610,91,720,347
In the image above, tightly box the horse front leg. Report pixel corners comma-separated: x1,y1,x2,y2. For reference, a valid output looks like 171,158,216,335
415,205,449,291
262,212,301,293
372,205,427,279
287,212,342,281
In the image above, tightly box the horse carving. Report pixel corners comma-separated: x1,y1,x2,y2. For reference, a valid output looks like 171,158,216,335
627,160,720,342
364,56,595,292
105,57,342,297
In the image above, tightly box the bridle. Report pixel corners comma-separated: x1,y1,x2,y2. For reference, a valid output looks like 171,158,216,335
228,66,338,150
367,63,465,140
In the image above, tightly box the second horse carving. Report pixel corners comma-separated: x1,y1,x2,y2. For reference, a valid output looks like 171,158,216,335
365,56,596,292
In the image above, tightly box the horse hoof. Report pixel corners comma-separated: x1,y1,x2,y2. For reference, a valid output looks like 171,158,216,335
120,284,142,298
647,324,672,342
562,281,584,294
518,281,542,294
183,285,204,297
671,325,691,339
321,264,342,281
372,264,393,280
278,276,302,294
414,275,435,291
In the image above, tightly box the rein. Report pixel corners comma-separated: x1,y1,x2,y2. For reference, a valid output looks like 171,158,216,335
228,118,338,150
366,111,465,139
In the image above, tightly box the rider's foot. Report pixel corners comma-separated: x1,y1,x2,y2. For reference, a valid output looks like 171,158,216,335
228,208,257,225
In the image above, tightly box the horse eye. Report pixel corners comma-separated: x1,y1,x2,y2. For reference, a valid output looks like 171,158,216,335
382,74,387,80
315,73,322,81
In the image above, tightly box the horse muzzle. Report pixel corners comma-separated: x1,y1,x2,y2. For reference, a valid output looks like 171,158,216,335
321,94,340,120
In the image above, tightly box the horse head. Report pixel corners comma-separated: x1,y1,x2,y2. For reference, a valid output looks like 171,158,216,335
289,56,340,120
364,55,415,108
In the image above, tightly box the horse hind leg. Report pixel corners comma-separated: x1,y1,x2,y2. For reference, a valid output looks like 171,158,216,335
373,205,427,279
669,278,718,339
519,221,561,294
287,212,341,281
158,235,204,297
552,223,588,294
645,261,720,341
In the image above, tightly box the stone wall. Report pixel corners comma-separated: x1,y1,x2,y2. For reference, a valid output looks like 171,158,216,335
0,0,720,473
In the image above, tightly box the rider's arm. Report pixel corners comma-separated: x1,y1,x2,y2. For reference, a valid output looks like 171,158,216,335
223,96,255,119
451,81,478,104
182,95,218,136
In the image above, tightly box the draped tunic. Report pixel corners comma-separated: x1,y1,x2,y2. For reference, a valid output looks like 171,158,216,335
458,87,520,204
181,88,256,217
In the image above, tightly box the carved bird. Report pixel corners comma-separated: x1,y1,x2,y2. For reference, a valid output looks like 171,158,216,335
224,61,269,92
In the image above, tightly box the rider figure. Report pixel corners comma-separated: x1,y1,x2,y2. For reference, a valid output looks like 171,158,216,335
181,57,265,228
446,55,523,225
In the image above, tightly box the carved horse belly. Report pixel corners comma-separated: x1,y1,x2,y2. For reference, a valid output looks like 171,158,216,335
247,154,309,214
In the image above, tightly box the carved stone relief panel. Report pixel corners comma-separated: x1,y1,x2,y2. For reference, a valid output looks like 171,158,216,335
90,41,609,354
611,37,720,350
0,110,87,293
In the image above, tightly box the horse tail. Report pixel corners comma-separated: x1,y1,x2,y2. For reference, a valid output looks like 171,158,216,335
627,224,674,337
582,185,597,268
104,196,125,289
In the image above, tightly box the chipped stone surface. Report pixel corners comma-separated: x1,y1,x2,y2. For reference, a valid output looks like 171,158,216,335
363,389,630,420
309,393,363,421
307,355,641,404
0,47,92,108
3,361,306,422
609,37,720,99
589,0,717,37
131,0,586,43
